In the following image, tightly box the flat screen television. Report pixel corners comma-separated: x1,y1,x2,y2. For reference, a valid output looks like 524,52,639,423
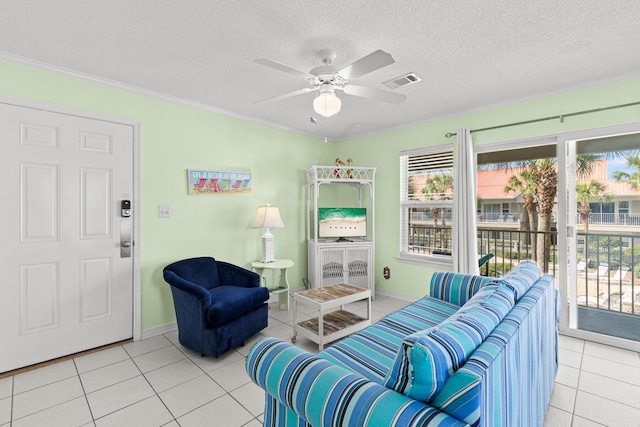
318,207,367,241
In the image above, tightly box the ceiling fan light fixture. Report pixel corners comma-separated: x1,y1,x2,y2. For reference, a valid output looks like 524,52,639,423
313,91,342,117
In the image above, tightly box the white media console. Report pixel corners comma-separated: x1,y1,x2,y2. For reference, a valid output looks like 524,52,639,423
306,165,376,299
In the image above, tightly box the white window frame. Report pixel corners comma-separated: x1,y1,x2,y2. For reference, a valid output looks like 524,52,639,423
398,145,454,267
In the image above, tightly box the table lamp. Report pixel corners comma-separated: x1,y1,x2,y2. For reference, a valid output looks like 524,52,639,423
252,204,284,263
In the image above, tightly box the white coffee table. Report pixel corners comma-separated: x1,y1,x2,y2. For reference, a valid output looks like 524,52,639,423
292,284,371,350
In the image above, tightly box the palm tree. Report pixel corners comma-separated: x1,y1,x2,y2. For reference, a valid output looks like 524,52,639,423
504,170,537,261
613,155,640,190
576,180,611,233
422,174,453,227
507,154,602,272
421,176,439,226
522,159,557,272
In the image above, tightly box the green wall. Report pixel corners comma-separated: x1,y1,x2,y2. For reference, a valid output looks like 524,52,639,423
1,58,639,331
0,60,333,331
338,76,640,297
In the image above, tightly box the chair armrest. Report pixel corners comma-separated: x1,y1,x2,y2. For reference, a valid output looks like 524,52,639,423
217,261,260,288
163,270,211,308
429,272,494,306
246,337,466,427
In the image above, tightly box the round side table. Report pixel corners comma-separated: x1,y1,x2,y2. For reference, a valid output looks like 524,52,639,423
251,259,294,310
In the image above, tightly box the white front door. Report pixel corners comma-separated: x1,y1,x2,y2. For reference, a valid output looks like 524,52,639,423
0,101,135,372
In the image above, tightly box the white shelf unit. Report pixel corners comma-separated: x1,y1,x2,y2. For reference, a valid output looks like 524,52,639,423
306,165,376,298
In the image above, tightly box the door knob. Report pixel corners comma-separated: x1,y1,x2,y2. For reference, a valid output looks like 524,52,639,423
121,241,132,248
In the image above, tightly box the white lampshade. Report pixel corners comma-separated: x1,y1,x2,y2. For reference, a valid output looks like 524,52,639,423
252,204,284,229
252,204,284,263
313,91,342,117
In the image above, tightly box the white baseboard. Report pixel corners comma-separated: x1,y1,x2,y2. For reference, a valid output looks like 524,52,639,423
375,288,420,302
140,322,177,340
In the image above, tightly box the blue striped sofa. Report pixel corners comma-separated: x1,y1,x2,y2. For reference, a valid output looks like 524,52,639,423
246,261,559,427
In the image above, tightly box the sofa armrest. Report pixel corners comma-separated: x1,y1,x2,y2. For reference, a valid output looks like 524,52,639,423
163,270,211,307
217,261,260,288
429,272,494,306
246,337,467,427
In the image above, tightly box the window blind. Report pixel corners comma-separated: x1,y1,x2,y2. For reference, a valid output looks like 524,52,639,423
407,150,454,173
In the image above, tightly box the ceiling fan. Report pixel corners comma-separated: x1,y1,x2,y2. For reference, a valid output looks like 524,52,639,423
254,49,407,117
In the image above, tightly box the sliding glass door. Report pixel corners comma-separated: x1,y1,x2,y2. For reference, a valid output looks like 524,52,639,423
564,131,640,346
475,124,640,351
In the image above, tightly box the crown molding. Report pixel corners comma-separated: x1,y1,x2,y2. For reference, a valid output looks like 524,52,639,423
0,51,323,142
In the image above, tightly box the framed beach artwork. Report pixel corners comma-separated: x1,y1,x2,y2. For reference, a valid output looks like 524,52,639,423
188,169,252,195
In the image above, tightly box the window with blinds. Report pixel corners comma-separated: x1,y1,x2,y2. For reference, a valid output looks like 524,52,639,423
400,146,455,262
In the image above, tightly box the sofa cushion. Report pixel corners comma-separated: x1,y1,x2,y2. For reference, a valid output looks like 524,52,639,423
492,260,541,301
456,283,498,313
319,296,459,383
383,285,515,402
206,286,269,325
479,284,517,320
429,272,494,306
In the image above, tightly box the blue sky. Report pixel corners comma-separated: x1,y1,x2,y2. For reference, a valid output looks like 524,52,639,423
607,157,633,179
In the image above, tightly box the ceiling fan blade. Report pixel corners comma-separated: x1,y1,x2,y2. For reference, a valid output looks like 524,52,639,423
342,84,407,105
337,50,395,80
254,58,316,79
254,87,316,105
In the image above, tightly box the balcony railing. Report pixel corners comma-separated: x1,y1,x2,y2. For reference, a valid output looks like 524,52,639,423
407,225,640,318
408,224,556,273
408,224,452,255
577,232,639,315
576,213,640,226
477,213,521,222
411,212,523,223
410,211,452,223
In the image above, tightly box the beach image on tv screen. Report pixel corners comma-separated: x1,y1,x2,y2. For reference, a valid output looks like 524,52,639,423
318,208,366,238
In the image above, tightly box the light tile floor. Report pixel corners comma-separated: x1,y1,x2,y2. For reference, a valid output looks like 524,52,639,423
1,294,639,426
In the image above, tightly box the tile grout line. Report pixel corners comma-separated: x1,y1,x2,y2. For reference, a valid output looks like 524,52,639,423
87,344,159,424
10,377,85,423
154,338,232,424
569,340,585,426
9,375,13,427
74,357,96,425
150,336,255,425
135,342,180,426
88,348,136,423
574,388,640,421
567,341,640,425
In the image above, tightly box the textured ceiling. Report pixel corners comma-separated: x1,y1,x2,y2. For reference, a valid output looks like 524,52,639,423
1,1,640,141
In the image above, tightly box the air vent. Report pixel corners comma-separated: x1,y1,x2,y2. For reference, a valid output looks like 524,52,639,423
383,72,422,89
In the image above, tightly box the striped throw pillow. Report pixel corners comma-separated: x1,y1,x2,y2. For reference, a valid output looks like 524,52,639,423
492,260,541,301
383,285,515,402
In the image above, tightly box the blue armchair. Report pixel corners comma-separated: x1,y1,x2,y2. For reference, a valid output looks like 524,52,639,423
163,257,270,358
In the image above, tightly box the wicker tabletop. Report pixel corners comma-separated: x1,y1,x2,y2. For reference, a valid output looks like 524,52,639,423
296,283,368,304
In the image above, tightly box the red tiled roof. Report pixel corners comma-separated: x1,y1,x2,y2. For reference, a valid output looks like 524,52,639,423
412,160,639,199
477,167,527,200
475,160,638,199
576,160,637,195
